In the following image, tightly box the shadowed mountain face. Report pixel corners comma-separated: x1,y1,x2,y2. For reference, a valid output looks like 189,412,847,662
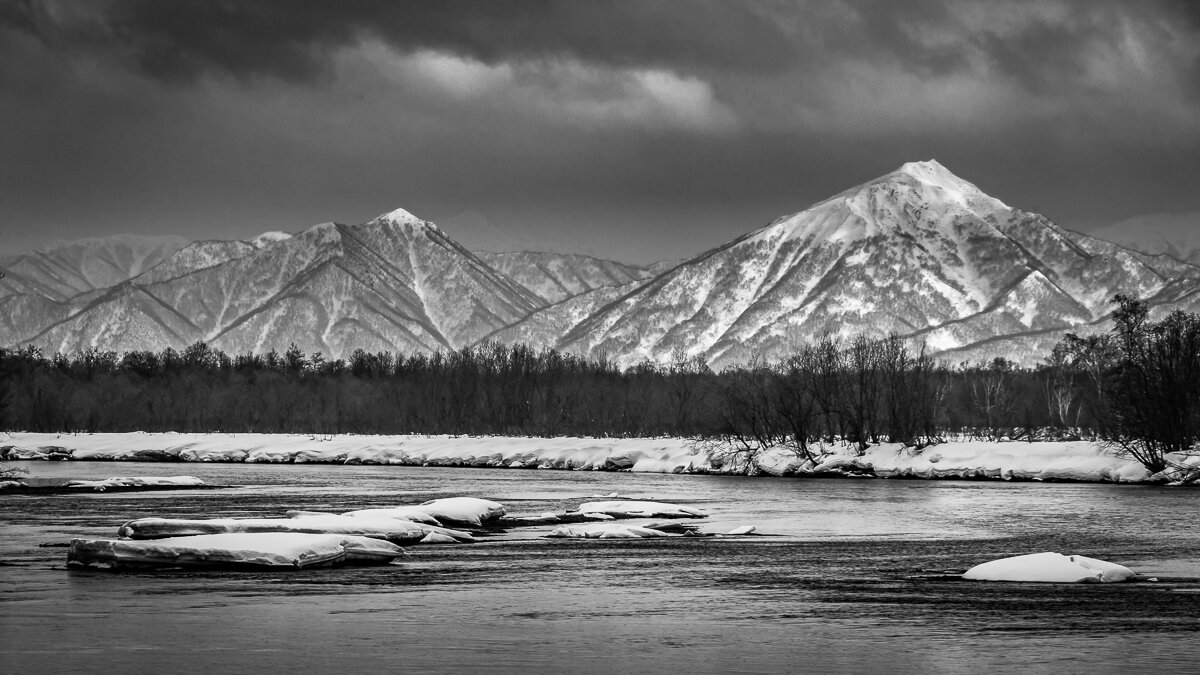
2,162,1198,365
475,251,656,305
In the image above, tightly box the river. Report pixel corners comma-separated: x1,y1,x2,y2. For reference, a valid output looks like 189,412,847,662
1,461,1197,674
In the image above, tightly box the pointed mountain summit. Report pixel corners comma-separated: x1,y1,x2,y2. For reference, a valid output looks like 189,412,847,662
495,160,1185,367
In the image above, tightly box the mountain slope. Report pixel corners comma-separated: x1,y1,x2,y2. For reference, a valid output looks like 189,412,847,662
502,160,1194,367
20,209,543,357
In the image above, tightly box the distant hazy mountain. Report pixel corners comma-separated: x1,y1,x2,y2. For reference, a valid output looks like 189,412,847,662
1089,213,1200,265
437,210,540,254
496,160,1200,367
0,234,188,302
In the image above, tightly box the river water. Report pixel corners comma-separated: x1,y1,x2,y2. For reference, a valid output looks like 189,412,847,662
1,462,1197,674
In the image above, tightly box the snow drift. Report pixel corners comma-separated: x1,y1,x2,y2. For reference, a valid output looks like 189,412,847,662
4,432,1197,484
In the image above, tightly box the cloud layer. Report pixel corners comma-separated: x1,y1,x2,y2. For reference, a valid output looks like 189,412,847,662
3,0,1198,262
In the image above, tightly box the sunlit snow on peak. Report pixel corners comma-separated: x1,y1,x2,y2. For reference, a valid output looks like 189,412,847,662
372,207,428,227
250,231,292,248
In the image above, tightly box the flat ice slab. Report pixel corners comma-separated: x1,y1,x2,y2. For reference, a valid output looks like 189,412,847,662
66,476,206,489
68,532,404,569
577,500,707,518
546,523,673,539
117,514,428,545
963,552,1137,583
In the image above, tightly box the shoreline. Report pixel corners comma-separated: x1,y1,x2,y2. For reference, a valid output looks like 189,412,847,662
3,432,1197,485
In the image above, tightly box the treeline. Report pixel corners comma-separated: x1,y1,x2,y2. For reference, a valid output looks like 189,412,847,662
0,295,1195,472
0,334,1110,441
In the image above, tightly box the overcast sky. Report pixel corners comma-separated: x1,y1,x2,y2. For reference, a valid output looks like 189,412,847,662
2,0,1198,263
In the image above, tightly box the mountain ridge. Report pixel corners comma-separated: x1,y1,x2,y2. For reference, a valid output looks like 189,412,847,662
3,161,1198,366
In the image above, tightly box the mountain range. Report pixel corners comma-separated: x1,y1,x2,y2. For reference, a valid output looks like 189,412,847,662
2,161,1197,366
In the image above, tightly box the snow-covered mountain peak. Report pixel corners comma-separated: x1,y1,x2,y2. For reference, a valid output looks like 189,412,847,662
757,159,1007,248
885,159,1004,209
370,207,433,229
250,231,292,248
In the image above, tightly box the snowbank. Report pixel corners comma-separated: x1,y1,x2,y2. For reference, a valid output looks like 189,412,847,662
963,552,1137,583
67,532,403,569
3,432,1196,484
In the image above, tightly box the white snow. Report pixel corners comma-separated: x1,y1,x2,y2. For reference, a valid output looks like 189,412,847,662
341,506,442,526
414,497,506,527
578,500,707,518
67,532,403,569
372,207,428,228
4,432,1197,484
250,231,292,248
962,552,1137,583
300,509,476,542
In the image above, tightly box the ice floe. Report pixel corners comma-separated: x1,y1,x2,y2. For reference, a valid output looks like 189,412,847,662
546,523,672,539
341,506,443,526
412,497,506,527
117,514,428,545
577,500,707,518
68,532,404,569
64,476,206,490
962,552,1137,583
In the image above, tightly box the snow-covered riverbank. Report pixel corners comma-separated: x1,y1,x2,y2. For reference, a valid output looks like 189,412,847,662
2,432,1196,484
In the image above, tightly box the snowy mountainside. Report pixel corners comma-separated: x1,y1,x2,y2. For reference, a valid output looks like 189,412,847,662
475,250,658,304
500,160,1194,368
486,280,646,349
5,164,1199,366
15,210,544,357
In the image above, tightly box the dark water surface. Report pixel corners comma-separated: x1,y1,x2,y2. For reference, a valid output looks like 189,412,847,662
1,462,1197,674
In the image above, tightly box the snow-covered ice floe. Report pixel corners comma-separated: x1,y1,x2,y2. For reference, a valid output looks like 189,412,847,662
546,523,673,539
285,509,477,540
410,497,506,527
65,476,206,490
68,532,404,569
117,514,429,545
962,552,1137,583
577,500,707,519
340,507,442,526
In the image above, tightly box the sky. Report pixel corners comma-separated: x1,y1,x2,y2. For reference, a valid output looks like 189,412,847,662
2,0,1198,264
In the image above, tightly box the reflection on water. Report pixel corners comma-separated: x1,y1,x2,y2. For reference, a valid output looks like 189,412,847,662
1,462,1197,674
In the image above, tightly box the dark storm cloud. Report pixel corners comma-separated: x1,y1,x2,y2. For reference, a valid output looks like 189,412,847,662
2,0,1198,261
10,0,1195,102
11,0,796,83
